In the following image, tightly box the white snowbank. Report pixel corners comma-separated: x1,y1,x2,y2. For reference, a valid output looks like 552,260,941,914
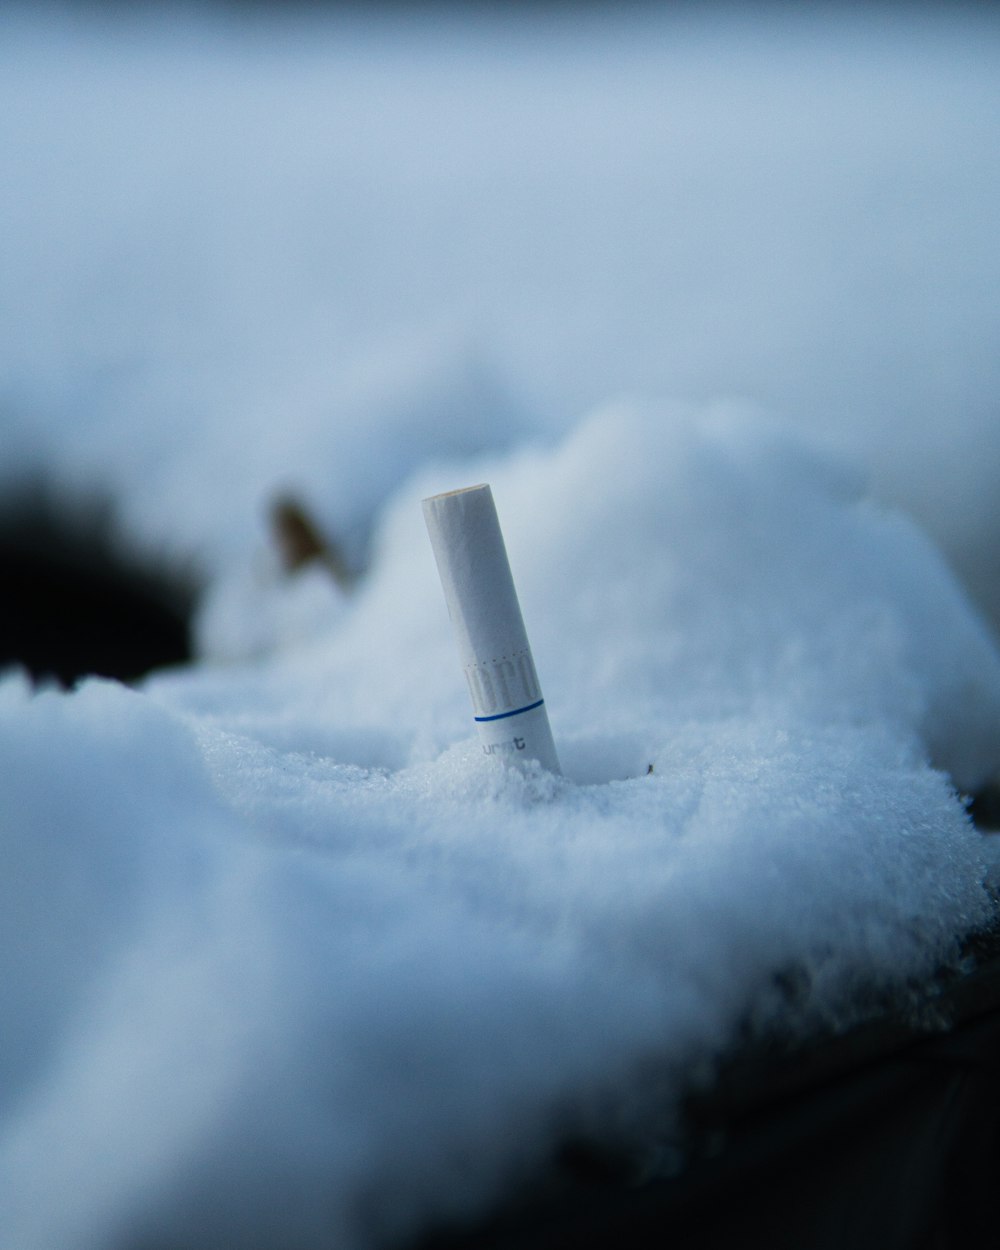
2,4,1000,1248
3,401,1000,1249
1,2,999,619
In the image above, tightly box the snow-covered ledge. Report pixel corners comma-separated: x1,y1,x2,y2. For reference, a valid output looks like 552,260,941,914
3,404,999,1249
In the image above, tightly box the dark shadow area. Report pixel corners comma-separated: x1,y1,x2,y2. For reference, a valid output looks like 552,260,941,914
0,490,196,686
411,920,1000,1250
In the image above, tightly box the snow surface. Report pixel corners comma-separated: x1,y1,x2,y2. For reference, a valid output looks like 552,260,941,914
2,1,999,620
2,5,1000,1249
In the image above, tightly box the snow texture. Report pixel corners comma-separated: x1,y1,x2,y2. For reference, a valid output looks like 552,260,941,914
2,4,1000,1249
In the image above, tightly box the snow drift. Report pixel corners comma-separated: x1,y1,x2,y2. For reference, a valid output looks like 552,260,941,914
2,4,1000,1248
3,403,1000,1249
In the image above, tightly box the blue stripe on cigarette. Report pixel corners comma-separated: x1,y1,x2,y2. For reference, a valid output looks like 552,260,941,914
474,699,545,723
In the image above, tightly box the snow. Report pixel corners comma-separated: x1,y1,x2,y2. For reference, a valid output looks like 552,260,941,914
2,1,1000,617
2,4,1000,1248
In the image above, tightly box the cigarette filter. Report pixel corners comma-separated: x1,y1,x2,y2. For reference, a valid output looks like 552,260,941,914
422,484,560,774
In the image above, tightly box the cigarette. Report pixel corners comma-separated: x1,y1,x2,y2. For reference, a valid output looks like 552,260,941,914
422,484,561,774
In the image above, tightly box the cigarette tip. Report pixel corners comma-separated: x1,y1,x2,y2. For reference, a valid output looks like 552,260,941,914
422,483,490,504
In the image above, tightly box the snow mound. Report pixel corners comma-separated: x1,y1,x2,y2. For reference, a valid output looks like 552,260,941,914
2,403,998,1250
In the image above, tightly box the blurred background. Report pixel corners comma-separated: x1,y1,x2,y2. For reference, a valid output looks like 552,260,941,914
2,0,998,682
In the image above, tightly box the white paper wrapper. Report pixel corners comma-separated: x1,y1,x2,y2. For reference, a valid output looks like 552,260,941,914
423,484,561,774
